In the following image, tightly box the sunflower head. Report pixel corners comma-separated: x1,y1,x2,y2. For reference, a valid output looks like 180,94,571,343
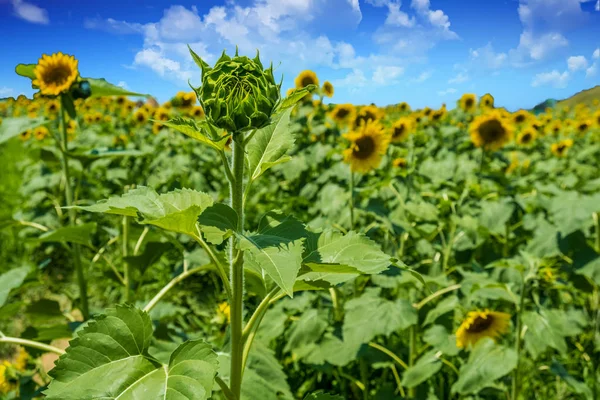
19,130,31,141
392,157,408,168
353,105,382,129
459,93,477,112
576,119,592,135
546,120,562,136
154,107,170,122
133,108,148,125
0,361,17,395
32,53,79,96
295,70,319,90
593,110,600,127
152,122,165,135
27,102,40,118
322,81,334,98
329,103,355,125
195,50,281,133
398,102,410,113
189,105,205,119
343,119,391,173
66,119,78,135
34,126,49,141
479,93,494,109
430,105,447,123
391,117,414,143
512,110,531,125
469,111,514,151
516,126,537,146
551,139,574,157
45,100,59,115
456,310,511,349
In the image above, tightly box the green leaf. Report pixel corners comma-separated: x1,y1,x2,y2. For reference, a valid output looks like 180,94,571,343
343,288,417,347
276,86,316,112
423,325,459,356
423,296,458,326
451,338,517,395
522,308,586,359
478,199,514,235
242,213,308,296
67,148,147,162
61,94,76,119
124,242,173,275
36,223,97,247
247,107,294,181
577,257,600,285
401,350,443,388
15,63,36,80
45,305,218,400
197,203,239,245
161,117,229,150
550,361,593,400
0,117,49,145
76,187,213,236
85,77,148,97
0,266,30,307
283,309,328,359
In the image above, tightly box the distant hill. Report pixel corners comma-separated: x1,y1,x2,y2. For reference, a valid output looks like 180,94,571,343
556,85,600,109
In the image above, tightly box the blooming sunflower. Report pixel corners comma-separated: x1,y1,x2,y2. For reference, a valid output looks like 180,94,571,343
295,70,319,89
27,102,40,118
322,81,334,98
329,103,355,125
0,361,16,395
422,107,433,118
546,120,562,136
133,108,148,125
593,110,600,128
34,126,49,141
189,105,205,119
19,130,31,141
353,105,382,129
430,105,447,123
343,120,390,173
516,126,537,146
390,117,414,143
511,109,531,126
398,102,411,113
458,93,477,112
392,157,408,168
12,348,28,372
154,107,170,122
66,119,77,136
479,93,494,109
33,53,79,96
575,119,592,136
456,310,511,349
152,122,165,135
551,139,574,157
469,111,514,151
45,100,60,116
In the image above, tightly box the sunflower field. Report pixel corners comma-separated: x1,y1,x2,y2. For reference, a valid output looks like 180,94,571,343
0,48,600,400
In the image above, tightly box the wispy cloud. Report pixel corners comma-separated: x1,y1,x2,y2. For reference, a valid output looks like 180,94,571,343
531,70,569,88
11,0,49,24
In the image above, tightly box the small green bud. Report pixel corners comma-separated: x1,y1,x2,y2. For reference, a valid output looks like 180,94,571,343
191,48,281,133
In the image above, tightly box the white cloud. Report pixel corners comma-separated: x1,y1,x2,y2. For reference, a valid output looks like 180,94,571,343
117,81,129,89
469,43,508,69
512,31,568,62
531,70,570,88
410,0,458,39
385,2,415,27
448,72,468,84
84,17,144,34
11,0,49,24
586,63,598,78
372,65,405,84
438,88,456,96
334,69,368,89
518,0,592,33
593,48,600,59
412,70,432,83
0,87,15,97
567,55,588,72
133,48,192,81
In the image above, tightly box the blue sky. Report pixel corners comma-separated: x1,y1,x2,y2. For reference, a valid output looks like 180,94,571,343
1,0,599,110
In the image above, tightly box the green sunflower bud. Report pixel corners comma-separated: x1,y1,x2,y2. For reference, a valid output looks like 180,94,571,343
191,47,281,133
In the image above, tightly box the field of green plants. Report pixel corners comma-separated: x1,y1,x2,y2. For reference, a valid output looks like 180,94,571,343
0,48,599,400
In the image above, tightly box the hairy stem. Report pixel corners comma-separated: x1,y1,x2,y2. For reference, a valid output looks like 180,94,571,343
59,98,89,320
0,334,65,355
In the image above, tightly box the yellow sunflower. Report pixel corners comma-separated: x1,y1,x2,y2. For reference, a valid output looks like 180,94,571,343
154,107,170,122
546,120,562,136
152,122,165,135
66,119,78,136
19,130,31,141
430,105,447,123
511,109,531,126
343,120,391,173
551,139,574,157
45,100,60,116
329,103,355,125
469,111,514,151
27,102,40,118
353,105,382,129
0,361,16,395
392,157,408,168
516,126,537,146
575,119,592,136
398,102,411,113
458,93,477,112
322,81,334,98
295,70,319,89
593,110,600,128
285,88,295,97
479,93,494,109
113,134,128,147
34,126,49,141
12,348,28,372
33,52,79,96
456,310,511,349
189,105,205,119
133,108,148,125
390,117,414,143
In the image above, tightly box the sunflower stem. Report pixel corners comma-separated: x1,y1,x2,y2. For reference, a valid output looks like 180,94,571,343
408,324,417,398
122,215,132,303
349,170,355,229
406,134,415,201
229,132,246,400
511,277,527,400
59,96,89,320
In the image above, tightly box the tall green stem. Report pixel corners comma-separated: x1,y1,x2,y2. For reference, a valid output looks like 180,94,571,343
122,216,132,303
59,98,89,320
594,212,600,253
511,278,526,400
349,170,355,229
229,133,246,399
408,324,417,398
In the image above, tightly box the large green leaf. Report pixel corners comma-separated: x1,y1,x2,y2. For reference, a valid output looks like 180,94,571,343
197,203,239,245
550,361,593,400
522,308,587,359
0,266,30,307
275,85,316,112
0,117,49,145
76,187,213,236
242,213,308,296
247,107,294,181
423,296,458,326
85,77,148,97
15,63,36,79
161,117,229,150
45,305,218,400
451,338,517,395
401,350,443,388
36,223,97,247
124,242,173,275
342,288,417,347
283,309,328,359
478,199,514,235
423,325,459,356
